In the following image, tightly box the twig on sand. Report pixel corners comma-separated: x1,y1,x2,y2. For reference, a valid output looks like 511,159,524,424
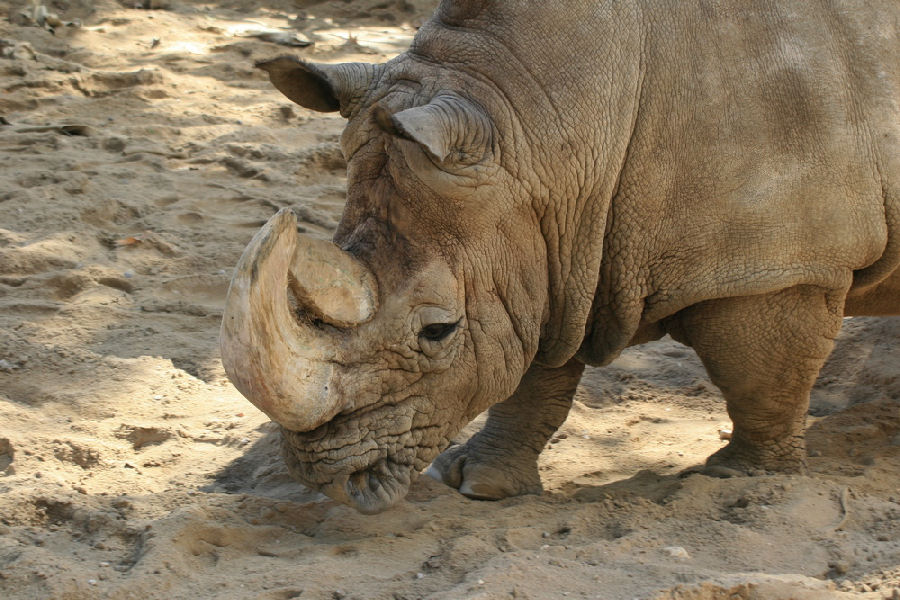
834,486,852,531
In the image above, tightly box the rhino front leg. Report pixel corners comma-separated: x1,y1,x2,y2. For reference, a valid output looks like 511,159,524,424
427,358,585,500
669,284,846,476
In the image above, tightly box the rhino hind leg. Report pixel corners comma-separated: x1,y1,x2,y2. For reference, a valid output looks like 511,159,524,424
669,284,847,475
427,359,585,500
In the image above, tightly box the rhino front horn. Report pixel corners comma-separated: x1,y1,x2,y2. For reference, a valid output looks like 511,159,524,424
220,208,378,431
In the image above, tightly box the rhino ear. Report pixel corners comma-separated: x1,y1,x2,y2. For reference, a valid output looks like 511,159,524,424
374,94,492,163
256,56,380,118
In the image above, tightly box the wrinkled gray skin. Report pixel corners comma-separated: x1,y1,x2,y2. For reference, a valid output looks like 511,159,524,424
221,0,900,513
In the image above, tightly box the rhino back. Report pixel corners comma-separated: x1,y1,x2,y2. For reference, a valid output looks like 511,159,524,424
579,0,900,363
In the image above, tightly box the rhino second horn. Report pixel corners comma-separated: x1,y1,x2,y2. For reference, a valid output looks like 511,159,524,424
288,235,378,329
220,208,376,431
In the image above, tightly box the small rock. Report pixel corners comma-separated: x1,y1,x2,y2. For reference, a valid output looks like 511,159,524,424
250,31,312,47
830,561,850,575
415,572,424,579
103,137,126,152
662,546,691,559
123,271,134,279
718,428,733,440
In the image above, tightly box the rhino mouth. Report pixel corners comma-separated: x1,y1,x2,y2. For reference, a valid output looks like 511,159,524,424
335,458,415,514
279,421,439,514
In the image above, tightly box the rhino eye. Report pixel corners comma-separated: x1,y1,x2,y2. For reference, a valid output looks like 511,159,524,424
419,320,459,343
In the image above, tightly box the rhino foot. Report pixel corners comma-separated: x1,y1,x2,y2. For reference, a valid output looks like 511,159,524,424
689,434,809,478
426,442,543,501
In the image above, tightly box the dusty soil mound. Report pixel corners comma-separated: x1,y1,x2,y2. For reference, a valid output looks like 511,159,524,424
1,1,898,598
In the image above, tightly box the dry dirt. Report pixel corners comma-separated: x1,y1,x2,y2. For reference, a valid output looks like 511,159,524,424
1,1,898,599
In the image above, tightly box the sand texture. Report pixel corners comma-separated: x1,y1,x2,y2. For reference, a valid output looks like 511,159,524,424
1,1,898,598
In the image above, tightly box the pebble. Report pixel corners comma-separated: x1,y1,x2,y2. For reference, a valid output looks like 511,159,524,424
123,270,134,279
662,546,690,559
830,561,849,575
153,395,163,400
87,579,97,585
0,359,18,370
217,269,226,275
415,572,424,579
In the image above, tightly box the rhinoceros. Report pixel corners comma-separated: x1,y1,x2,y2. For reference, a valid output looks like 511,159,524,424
220,0,900,513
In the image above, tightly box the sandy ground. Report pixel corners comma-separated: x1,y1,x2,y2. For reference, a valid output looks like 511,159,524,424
1,1,899,598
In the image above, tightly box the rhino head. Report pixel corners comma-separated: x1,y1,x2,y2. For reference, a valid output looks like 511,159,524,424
220,3,626,513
